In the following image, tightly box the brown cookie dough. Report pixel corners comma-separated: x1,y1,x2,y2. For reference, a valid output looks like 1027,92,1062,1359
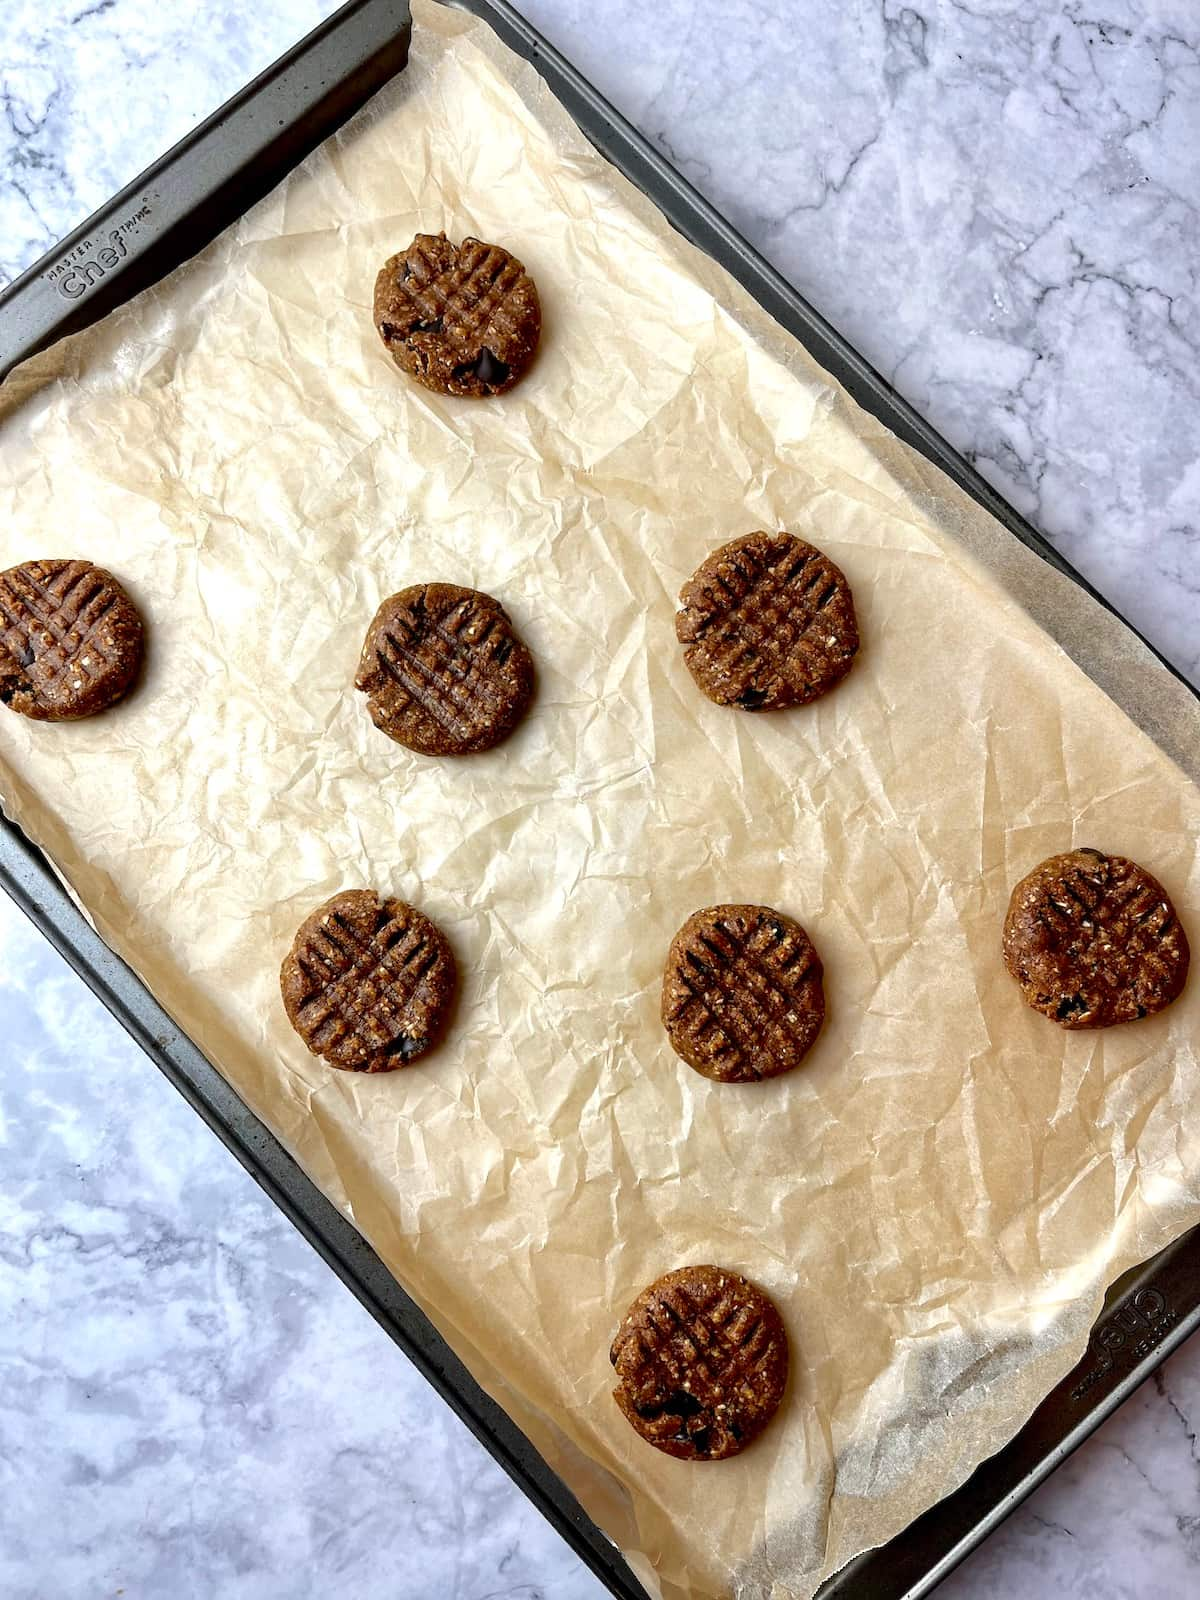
610,1265,789,1461
0,558,144,721
280,889,456,1072
1003,847,1190,1029
373,232,541,398
676,530,858,711
355,582,534,757
662,904,825,1083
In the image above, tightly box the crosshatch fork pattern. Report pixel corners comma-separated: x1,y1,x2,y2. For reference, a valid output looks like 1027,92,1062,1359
1,561,112,686
663,905,825,1083
373,232,542,397
400,234,529,352
677,531,858,710
0,558,142,720
1037,855,1180,976
630,1276,780,1399
283,891,456,1073
610,1266,790,1461
356,583,533,756
1004,849,1191,1028
379,595,508,740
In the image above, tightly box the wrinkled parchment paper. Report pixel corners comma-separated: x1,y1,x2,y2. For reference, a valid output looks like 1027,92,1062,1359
2,4,1199,1595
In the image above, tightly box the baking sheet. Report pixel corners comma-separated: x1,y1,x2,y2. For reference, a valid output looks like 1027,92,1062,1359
1,4,1199,1596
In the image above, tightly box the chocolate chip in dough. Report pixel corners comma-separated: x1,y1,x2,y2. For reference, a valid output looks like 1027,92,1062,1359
1002,847,1189,1028
280,889,457,1072
676,530,858,711
662,904,825,1082
354,582,534,757
610,1265,789,1461
373,233,540,398
0,558,144,721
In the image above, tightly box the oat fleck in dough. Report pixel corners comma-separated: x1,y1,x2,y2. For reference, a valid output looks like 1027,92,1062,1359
662,904,825,1082
0,558,144,721
355,583,534,757
610,1265,789,1461
676,530,858,710
1003,847,1190,1028
280,889,456,1072
373,232,541,397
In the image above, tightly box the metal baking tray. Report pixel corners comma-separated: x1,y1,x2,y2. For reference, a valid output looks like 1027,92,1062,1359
0,2,1196,1596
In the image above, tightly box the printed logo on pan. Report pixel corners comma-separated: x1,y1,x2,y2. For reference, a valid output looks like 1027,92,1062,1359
43,193,157,300
1070,1288,1179,1403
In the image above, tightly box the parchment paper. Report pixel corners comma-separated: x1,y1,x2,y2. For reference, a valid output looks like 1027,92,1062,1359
2,5,1199,1595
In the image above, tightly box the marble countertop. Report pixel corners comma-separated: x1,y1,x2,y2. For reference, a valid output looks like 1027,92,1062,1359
1,2,1197,1596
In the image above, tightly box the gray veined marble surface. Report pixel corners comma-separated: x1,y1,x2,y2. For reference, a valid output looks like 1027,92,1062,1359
1,2,1198,1597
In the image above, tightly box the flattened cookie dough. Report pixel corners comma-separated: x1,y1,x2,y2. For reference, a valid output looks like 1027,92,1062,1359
1003,847,1190,1028
662,904,825,1082
676,530,858,710
0,558,144,721
610,1265,789,1461
281,889,456,1072
355,582,534,757
373,232,541,398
